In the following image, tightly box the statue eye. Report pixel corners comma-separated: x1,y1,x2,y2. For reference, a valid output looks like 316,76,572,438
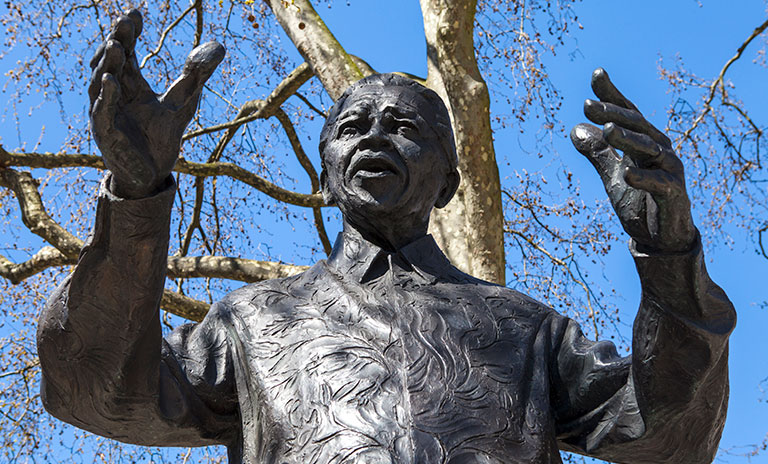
393,120,418,135
338,122,363,138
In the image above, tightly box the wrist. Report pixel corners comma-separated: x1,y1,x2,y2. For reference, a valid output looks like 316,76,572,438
632,228,699,255
108,174,169,200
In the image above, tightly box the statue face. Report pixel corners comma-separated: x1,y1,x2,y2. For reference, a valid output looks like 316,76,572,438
321,86,456,231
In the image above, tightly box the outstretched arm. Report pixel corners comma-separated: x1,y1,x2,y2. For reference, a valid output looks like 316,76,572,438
554,69,736,463
37,10,237,446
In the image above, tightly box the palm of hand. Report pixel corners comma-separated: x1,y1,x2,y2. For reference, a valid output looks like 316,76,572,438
571,69,696,253
89,10,224,199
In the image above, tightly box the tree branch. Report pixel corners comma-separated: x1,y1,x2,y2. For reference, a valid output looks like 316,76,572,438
167,255,306,282
294,92,327,118
140,2,198,69
183,62,314,142
0,247,73,285
265,0,363,100
0,148,325,208
160,291,210,322
175,158,324,207
675,17,768,152
274,108,331,255
0,246,307,288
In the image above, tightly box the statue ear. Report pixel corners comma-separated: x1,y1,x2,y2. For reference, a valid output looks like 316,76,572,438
320,169,336,206
435,170,460,209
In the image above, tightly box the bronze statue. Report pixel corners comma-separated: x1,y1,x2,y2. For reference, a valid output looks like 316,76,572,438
37,10,735,464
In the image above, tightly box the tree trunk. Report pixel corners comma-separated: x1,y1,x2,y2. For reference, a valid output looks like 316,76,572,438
421,0,505,284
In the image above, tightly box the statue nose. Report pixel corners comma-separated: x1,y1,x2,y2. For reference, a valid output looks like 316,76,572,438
358,124,392,151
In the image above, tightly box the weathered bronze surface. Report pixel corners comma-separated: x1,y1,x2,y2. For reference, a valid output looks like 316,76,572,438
37,10,735,464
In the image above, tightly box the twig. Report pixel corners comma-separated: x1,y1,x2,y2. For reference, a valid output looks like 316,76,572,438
294,92,327,118
193,0,203,48
675,17,768,152
139,2,197,69
274,108,331,255
506,228,599,338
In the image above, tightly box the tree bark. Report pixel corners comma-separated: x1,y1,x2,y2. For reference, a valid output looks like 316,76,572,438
421,0,505,284
265,0,365,99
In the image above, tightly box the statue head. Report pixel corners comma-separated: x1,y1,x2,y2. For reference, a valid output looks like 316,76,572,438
319,73,460,248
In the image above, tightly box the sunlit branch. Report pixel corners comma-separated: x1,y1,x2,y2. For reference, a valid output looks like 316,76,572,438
55,3,97,39
183,62,313,143
0,246,307,289
265,0,363,100
167,255,307,282
139,2,197,68
160,291,209,322
0,148,325,208
179,62,317,263
0,247,72,285
274,108,332,255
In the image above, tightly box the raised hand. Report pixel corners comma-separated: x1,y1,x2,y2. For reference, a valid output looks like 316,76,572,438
570,68,696,253
89,9,225,199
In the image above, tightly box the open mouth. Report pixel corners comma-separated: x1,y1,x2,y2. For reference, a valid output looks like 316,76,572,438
348,152,401,179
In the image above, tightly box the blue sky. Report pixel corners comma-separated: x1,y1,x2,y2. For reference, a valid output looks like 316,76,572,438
0,0,766,462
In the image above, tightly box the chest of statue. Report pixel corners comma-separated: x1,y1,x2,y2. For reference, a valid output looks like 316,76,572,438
230,265,560,463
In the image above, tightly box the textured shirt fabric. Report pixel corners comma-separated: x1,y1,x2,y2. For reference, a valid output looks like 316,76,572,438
38,179,736,464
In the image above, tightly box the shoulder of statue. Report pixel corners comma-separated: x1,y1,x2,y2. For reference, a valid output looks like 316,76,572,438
211,263,325,320
465,279,564,323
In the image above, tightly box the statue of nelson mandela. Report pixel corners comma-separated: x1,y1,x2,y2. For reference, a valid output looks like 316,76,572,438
37,10,735,464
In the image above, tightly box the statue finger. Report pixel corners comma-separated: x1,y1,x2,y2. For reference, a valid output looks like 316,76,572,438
603,123,667,166
89,41,106,70
91,73,121,142
161,42,226,114
104,10,153,104
623,166,679,197
107,15,137,58
88,40,125,110
584,99,671,147
570,123,621,183
590,68,638,111
126,9,144,39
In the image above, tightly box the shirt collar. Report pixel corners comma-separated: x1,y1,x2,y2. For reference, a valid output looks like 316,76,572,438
325,228,455,284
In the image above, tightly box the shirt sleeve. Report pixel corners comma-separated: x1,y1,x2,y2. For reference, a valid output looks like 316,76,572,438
551,235,735,463
37,175,240,447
